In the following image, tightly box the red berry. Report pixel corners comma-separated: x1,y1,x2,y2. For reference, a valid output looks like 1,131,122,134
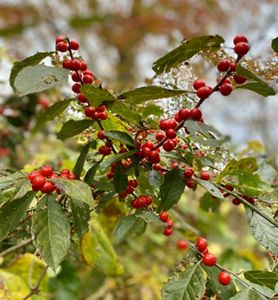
217,60,230,72
153,163,162,171
178,108,190,120
56,41,68,52
184,167,194,178
107,171,114,179
234,42,250,57
144,196,152,206
177,240,188,250
40,181,55,194
159,212,169,222
40,165,53,177
97,130,105,139
83,75,93,84
68,172,76,180
60,169,70,175
193,79,206,90
71,72,81,82
163,227,173,236
155,131,166,141
218,271,231,286
148,151,160,164
232,198,241,205
72,83,81,93
69,39,79,50
99,145,111,156
186,178,196,189
96,105,106,112
233,74,246,84
119,191,128,199
77,94,88,103
190,108,202,121
202,253,217,266
197,86,212,100
129,179,138,188
163,139,175,152
28,171,41,182
166,218,174,227
196,237,208,252
233,35,248,45
230,61,237,72
200,171,211,181
219,83,233,96
85,106,96,118
159,119,177,131
32,175,46,189
95,111,108,120
62,59,71,69
166,129,176,139
174,112,182,122
80,61,88,71
131,199,140,208
69,59,81,71
60,173,69,179
83,70,94,77
56,35,66,44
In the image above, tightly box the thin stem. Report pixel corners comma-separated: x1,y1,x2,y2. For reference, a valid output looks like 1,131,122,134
0,238,33,257
23,265,48,300
217,185,278,228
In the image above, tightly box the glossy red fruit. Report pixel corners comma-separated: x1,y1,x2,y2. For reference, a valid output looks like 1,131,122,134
217,60,230,72
131,199,140,208
196,237,208,252
230,61,237,72
153,163,162,171
233,74,246,84
159,211,169,222
234,42,250,57
95,111,108,120
233,35,248,45
232,198,241,205
68,172,76,180
62,59,71,69
148,151,160,164
218,271,231,285
219,83,233,96
99,145,111,156
85,106,96,118
77,94,88,103
145,196,153,206
163,227,173,236
166,218,174,227
184,167,194,178
190,108,202,121
83,75,93,84
107,171,114,179
56,41,68,52
80,61,88,71
166,129,176,139
71,72,81,82
193,79,206,90
69,59,81,71
197,86,212,100
72,83,81,93
83,70,94,77
178,108,190,120
40,181,55,193
177,240,188,250
163,139,175,152
56,35,66,44
40,165,53,177
129,179,138,188
186,178,196,189
174,112,182,122
97,130,105,139
202,253,217,266
69,39,79,50
200,171,211,181
28,171,41,182
155,131,166,141
32,175,46,189
159,119,177,131
96,105,106,112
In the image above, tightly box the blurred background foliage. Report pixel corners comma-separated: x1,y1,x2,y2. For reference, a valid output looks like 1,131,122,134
0,1,277,299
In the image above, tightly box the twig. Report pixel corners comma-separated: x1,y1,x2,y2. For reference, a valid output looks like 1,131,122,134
0,238,33,257
22,265,48,300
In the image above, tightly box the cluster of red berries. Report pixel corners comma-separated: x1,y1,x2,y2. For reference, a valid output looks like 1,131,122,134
196,237,231,286
55,36,108,121
106,157,132,179
193,35,250,100
220,185,255,206
118,179,138,199
131,194,152,208
28,166,75,194
159,211,175,236
183,167,211,188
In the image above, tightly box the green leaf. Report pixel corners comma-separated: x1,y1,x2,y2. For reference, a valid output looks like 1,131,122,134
120,86,188,104
9,51,53,92
72,141,93,178
0,171,26,192
162,264,206,300
236,65,276,97
71,199,90,239
113,170,128,194
33,98,73,132
272,37,278,53
195,178,224,199
104,130,134,147
136,210,161,224
32,195,70,269
231,289,265,300
13,65,69,97
57,119,94,140
0,191,35,242
100,150,137,171
246,207,278,254
80,85,116,107
200,192,220,212
153,35,224,74
13,178,30,200
147,170,164,187
84,163,100,185
110,101,141,125
202,265,237,299
244,271,278,290
160,168,185,211
114,214,146,244
142,103,164,118
81,217,123,276
50,178,93,205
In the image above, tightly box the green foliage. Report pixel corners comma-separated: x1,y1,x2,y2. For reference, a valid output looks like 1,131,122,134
57,119,94,140
104,130,134,147
80,85,116,107
72,141,94,178
271,37,278,53
243,271,278,290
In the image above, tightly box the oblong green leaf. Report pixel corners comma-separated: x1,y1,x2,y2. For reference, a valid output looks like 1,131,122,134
100,150,137,171
104,131,134,147
195,178,224,199
72,141,93,178
32,195,70,269
71,199,90,239
57,119,94,140
80,85,116,107
14,65,69,96
244,270,278,290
